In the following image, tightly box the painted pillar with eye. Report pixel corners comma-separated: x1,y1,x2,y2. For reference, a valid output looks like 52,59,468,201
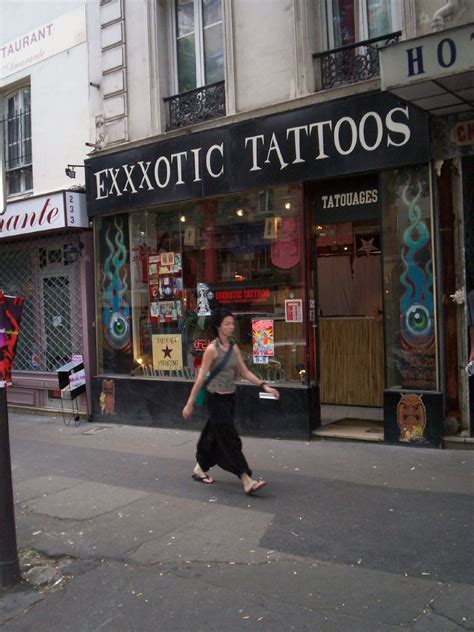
400,183,434,350
102,217,132,351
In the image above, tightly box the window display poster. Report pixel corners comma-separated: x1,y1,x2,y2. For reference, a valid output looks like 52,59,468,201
158,252,182,274
184,226,198,247
197,282,213,316
252,319,274,357
285,299,303,323
150,300,182,323
149,253,183,322
152,334,183,371
263,216,282,240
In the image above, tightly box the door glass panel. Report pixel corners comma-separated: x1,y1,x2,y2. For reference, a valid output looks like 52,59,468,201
176,0,195,36
203,0,222,26
329,0,357,46
177,34,197,92
368,0,393,39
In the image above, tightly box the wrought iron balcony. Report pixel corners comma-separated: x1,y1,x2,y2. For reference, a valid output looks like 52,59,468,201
313,31,401,91
164,81,226,130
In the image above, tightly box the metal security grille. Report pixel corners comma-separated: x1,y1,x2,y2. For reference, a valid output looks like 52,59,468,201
0,234,83,373
1,87,33,195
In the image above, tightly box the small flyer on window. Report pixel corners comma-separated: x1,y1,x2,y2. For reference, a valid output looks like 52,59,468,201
152,334,183,371
252,319,274,357
285,299,303,322
158,252,182,275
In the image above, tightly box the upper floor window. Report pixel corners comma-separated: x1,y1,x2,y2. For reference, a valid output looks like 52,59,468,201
324,0,400,48
3,86,32,196
175,0,224,93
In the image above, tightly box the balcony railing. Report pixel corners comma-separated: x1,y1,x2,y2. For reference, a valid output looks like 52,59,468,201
313,31,401,91
164,81,226,130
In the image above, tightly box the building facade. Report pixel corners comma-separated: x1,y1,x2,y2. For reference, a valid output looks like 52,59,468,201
0,3,96,413
84,0,474,444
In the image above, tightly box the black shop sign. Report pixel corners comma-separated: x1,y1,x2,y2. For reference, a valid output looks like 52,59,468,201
86,92,430,216
314,175,380,222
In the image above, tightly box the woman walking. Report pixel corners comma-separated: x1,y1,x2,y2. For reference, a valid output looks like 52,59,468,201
182,309,279,495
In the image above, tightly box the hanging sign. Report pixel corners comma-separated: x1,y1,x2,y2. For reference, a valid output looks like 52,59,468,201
152,334,183,371
0,292,24,387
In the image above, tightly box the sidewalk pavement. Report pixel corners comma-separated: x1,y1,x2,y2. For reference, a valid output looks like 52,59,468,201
1,411,473,631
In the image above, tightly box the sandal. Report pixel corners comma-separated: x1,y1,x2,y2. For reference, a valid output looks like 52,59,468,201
245,480,267,496
192,473,214,484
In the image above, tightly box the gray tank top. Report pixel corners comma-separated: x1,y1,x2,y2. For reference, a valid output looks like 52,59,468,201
206,340,237,394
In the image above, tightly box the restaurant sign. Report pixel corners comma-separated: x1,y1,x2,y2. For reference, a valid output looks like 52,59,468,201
86,92,430,216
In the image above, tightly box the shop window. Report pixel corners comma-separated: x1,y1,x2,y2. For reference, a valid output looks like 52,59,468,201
95,185,308,385
381,165,438,391
324,0,399,48
2,86,32,196
316,0,401,89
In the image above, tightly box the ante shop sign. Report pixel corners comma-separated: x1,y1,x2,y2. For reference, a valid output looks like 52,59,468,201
86,92,430,216
0,191,88,239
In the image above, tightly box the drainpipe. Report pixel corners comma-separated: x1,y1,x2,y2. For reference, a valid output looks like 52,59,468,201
431,0,463,32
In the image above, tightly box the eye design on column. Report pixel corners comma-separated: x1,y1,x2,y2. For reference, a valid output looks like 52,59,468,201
109,312,130,346
406,304,431,337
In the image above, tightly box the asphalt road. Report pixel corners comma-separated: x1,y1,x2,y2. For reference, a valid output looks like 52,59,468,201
1,411,473,631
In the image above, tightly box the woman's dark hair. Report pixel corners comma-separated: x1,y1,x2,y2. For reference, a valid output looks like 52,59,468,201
210,308,234,336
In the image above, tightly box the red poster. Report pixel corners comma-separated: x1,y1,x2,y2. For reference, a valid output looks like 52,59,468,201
0,292,24,387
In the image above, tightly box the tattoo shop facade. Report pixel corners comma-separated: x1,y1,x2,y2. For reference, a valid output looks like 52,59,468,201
86,90,444,444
